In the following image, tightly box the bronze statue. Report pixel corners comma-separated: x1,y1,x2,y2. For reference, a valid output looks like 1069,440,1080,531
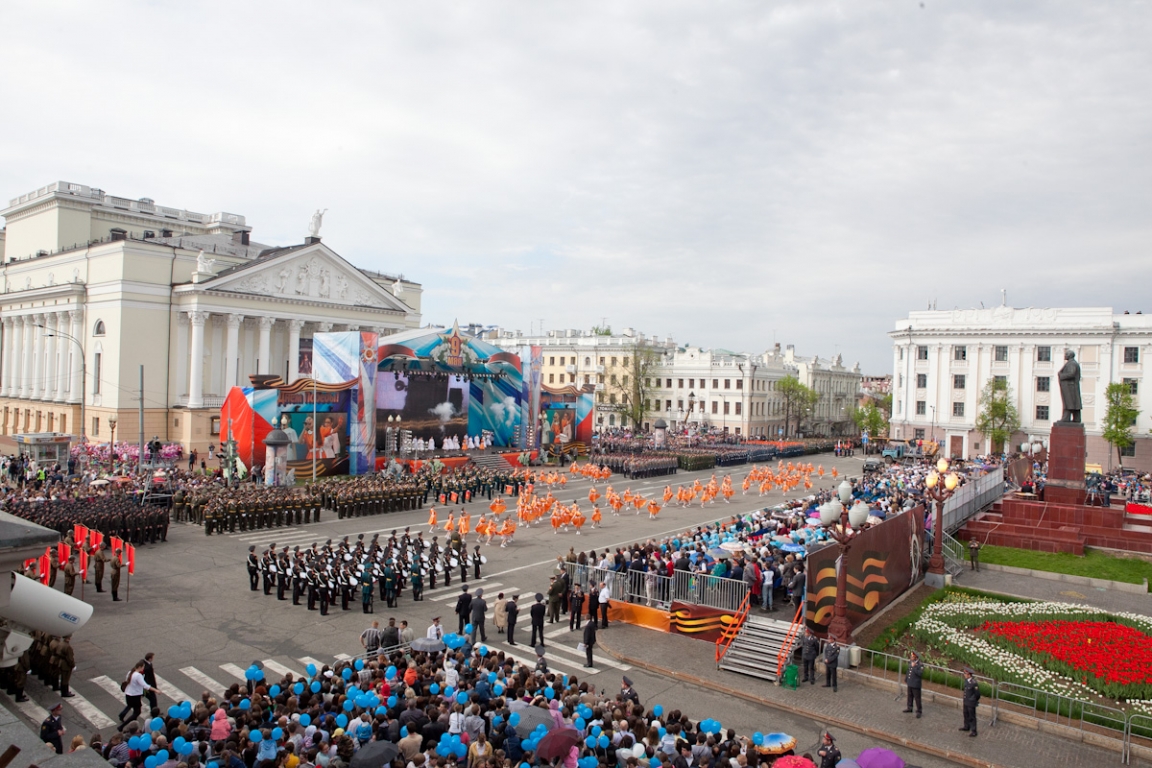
1058,349,1082,422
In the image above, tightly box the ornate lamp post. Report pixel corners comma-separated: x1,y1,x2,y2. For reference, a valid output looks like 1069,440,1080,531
925,457,960,586
107,419,118,474
819,480,872,645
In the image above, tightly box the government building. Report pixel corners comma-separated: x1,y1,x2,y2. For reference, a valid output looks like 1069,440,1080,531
0,180,422,452
889,306,1152,470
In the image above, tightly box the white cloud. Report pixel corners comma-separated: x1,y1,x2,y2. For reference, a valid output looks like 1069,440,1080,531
2,1,1150,372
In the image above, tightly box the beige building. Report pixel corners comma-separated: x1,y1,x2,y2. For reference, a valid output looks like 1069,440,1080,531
761,344,863,436
0,181,421,453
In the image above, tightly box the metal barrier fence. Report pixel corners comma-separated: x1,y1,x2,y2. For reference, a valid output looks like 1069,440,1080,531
858,649,1142,763
564,563,747,612
942,467,1005,532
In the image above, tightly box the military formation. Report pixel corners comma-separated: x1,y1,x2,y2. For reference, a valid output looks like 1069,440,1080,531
0,632,76,703
2,494,169,544
598,454,679,479
251,527,484,615
416,464,533,503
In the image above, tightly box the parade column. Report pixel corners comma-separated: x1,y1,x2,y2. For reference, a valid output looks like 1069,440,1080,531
225,314,244,391
187,311,207,409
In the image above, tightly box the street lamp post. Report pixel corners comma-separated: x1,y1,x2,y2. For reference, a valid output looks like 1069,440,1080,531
819,480,872,645
108,419,117,474
925,457,960,587
37,324,86,442
929,405,936,446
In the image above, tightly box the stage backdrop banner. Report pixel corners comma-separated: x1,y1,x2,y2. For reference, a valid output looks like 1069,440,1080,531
668,601,741,643
804,506,925,637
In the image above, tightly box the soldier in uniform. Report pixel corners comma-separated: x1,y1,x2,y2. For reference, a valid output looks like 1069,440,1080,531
246,545,260,590
110,547,123,601
961,668,981,737
93,543,108,592
801,628,820,685
48,548,59,588
62,555,77,596
56,635,75,698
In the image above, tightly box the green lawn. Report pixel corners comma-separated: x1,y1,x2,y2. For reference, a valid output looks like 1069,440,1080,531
978,544,1152,588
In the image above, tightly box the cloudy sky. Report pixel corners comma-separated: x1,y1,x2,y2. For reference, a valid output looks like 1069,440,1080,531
2,1,1149,373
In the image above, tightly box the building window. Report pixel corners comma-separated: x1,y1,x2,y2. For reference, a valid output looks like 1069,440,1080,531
700,379,707,389
994,375,1007,386
93,353,102,394
597,374,604,384
584,375,591,384
678,379,684,389
569,374,576,383
1036,377,1050,392
1036,405,1050,421
622,376,629,386
1121,444,1136,457
736,380,743,390
916,373,927,388
713,379,719,389
1125,347,1140,364
723,402,730,415
665,399,672,411
599,357,605,365
610,374,618,385
735,402,742,415
916,401,926,416
953,401,965,417
953,374,966,389
611,357,618,366
666,379,672,389
1125,378,1139,395
954,346,967,361
914,428,925,440
688,379,694,389
896,399,902,414
724,379,731,389
548,373,555,383
994,346,1009,362
711,401,718,414
622,357,629,367
549,356,555,366
609,393,616,404
585,357,591,366
917,346,929,361
899,348,905,360
677,399,684,410
93,320,106,336
92,417,100,436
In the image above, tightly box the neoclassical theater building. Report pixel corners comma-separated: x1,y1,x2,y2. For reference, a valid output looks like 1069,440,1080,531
0,180,422,452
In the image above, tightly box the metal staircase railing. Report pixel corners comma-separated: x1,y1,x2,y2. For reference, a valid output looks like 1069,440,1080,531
715,592,751,666
774,601,806,678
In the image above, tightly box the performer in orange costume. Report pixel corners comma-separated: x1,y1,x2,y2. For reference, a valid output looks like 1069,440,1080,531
427,507,438,533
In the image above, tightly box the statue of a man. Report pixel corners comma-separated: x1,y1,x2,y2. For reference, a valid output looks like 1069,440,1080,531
1058,349,1082,422
309,208,328,237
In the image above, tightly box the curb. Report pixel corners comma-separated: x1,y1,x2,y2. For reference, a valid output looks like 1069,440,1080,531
596,638,1009,768
976,562,1148,594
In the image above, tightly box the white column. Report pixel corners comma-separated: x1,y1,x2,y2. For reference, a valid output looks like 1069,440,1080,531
188,311,207,409
31,313,46,401
257,316,274,375
20,316,32,399
287,319,304,383
225,314,243,389
53,311,68,402
69,309,83,404
43,313,58,404
1,317,12,396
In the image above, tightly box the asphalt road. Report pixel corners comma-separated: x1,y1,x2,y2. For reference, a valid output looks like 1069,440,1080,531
2,451,962,766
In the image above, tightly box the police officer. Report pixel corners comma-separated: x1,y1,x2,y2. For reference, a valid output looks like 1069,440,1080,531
816,732,840,768
961,668,980,737
801,628,820,685
822,638,840,692
903,650,923,718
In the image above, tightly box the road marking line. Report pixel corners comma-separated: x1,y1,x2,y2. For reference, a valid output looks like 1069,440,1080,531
90,674,126,700
262,658,303,679
155,674,193,705
429,582,504,601
0,688,50,723
181,666,225,696
220,663,248,681
66,690,118,730
298,656,324,669
334,653,353,661
542,641,630,670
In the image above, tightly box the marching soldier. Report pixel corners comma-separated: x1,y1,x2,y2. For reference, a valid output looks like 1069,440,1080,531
110,548,123,601
62,555,77,596
246,545,260,590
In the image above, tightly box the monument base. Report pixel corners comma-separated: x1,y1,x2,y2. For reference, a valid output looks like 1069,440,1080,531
1048,421,1086,501
1044,484,1087,506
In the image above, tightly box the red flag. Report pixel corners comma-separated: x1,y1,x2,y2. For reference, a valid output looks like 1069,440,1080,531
38,552,50,585
89,529,104,549
23,558,36,572
74,524,89,546
57,543,71,564
126,544,136,575
78,547,88,578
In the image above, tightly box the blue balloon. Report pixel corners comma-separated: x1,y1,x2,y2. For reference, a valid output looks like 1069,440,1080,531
173,738,187,751
585,736,596,748
167,705,179,718
157,750,170,763
508,712,521,726
592,726,602,738
355,659,365,671
465,623,474,635
348,684,361,696
444,686,454,698
270,685,281,697
179,703,192,721
575,717,586,730
493,683,504,695
375,706,386,716
598,735,609,748
388,695,398,707
493,715,503,726
430,683,440,694
179,742,195,756
250,730,263,743
456,691,468,704
299,714,311,727
150,717,163,730
659,727,667,737
342,668,353,680
488,672,497,683
336,714,349,728
145,757,158,768
653,704,664,717
752,732,763,746
306,663,317,677
651,761,661,768
386,665,397,679
311,681,321,693
455,744,467,758
545,687,555,699
128,736,142,751
400,726,408,737
239,698,251,710
140,734,152,748
293,682,305,695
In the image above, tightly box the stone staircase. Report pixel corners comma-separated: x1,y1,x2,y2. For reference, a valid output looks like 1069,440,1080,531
717,613,801,682
470,453,515,471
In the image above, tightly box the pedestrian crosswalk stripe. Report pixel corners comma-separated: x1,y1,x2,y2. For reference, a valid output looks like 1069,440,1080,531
155,674,193,705
486,642,597,675
90,674,127,700
232,527,305,540
334,653,353,661
66,690,118,730
181,666,225,696
0,688,49,723
545,626,573,639
220,663,248,681
298,656,324,669
429,582,504,601
422,577,498,598
541,640,630,671
262,658,303,679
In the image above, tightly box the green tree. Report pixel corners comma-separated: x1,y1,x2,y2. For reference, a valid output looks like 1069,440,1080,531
851,402,888,450
1102,382,1141,466
974,377,1021,453
590,325,612,336
778,376,819,437
613,343,666,431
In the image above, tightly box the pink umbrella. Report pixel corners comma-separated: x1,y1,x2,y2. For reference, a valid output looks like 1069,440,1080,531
772,757,815,768
856,747,906,768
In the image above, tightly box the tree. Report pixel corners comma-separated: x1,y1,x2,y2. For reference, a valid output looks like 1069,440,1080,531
613,343,666,431
850,402,888,449
1102,382,1141,466
778,375,819,437
590,325,612,336
974,378,1020,453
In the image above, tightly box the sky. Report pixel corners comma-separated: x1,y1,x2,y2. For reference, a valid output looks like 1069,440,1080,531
2,1,1149,374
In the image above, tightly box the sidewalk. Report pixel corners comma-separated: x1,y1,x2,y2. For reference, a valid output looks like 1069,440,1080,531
953,563,1150,614
596,623,1150,768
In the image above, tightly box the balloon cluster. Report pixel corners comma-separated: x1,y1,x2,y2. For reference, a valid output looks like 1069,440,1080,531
244,664,265,682
435,732,468,759
442,633,468,650
700,718,722,735
165,702,193,720
522,723,552,753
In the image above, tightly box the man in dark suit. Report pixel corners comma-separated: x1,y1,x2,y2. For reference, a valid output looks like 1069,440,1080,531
903,650,923,717
530,593,547,647
582,618,597,667
455,586,473,635
505,594,520,645
469,588,488,642
143,652,159,712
